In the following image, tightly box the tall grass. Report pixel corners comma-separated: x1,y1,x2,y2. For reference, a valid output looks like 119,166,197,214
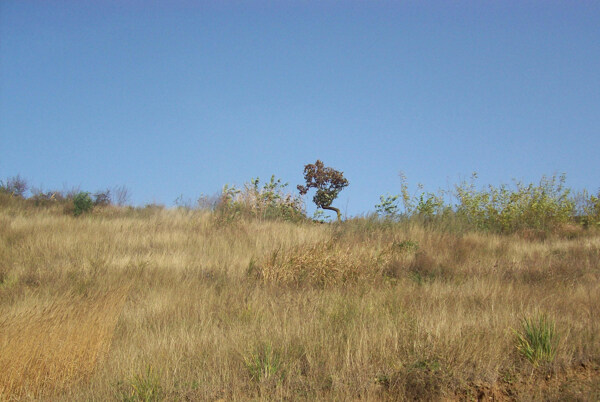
0,287,129,399
212,175,306,223
0,198,599,400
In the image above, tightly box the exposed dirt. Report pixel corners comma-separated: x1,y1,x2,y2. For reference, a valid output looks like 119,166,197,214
453,361,600,401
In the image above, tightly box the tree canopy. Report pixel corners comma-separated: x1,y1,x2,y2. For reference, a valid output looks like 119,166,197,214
297,160,349,222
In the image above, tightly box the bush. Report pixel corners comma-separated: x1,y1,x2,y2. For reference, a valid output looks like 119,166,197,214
455,173,574,233
575,189,600,228
0,175,28,198
215,176,306,223
375,194,400,219
29,189,65,206
396,172,448,220
112,185,130,206
73,192,93,216
93,189,112,207
394,172,578,234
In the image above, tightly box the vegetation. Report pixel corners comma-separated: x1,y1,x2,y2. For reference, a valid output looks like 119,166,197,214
385,172,600,235
73,192,94,216
454,173,575,233
0,174,28,198
117,366,163,402
0,173,599,400
297,160,349,222
213,175,305,223
375,194,400,219
577,189,600,228
514,313,560,367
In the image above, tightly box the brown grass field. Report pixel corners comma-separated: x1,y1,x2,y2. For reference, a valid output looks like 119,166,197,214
1,203,599,400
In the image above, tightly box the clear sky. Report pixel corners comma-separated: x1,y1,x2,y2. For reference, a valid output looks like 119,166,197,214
1,1,599,217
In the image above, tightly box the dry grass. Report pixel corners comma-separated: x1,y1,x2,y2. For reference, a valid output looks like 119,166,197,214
0,204,599,400
0,287,129,399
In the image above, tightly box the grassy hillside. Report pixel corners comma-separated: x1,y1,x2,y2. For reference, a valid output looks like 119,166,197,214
1,202,599,400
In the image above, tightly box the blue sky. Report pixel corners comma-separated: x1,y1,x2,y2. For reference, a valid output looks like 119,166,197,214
1,1,599,217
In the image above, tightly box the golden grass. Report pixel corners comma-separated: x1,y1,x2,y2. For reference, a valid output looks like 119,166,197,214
0,205,599,400
0,286,129,400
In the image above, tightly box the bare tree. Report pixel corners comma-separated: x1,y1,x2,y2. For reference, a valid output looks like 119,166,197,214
0,175,28,197
113,185,130,206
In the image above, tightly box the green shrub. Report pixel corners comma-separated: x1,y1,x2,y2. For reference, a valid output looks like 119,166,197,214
576,189,600,227
394,172,578,233
397,173,448,220
73,192,93,216
375,194,400,219
514,313,559,366
415,191,447,219
455,173,574,233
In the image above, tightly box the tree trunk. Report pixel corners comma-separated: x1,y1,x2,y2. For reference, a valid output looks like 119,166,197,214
323,206,342,222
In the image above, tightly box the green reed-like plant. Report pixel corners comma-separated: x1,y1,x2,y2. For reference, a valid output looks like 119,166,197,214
514,313,559,366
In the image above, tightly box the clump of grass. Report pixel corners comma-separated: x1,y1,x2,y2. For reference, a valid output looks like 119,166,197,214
393,239,420,253
243,342,284,383
407,251,445,285
215,175,306,223
250,235,445,287
514,313,560,366
117,365,163,402
379,358,449,400
250,239,398,287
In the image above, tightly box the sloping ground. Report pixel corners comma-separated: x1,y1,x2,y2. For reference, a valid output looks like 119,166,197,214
0,207,598,400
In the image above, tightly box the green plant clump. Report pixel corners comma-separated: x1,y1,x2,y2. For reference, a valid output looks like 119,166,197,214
118,366,163,402
455,173,574,233
244,342,284,383
577,189,600,227
375,194,400,219
73,192,94,216
514,313,560,366
388,172,579,233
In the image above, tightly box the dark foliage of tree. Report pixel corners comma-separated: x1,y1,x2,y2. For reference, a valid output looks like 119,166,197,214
298,160,349,222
